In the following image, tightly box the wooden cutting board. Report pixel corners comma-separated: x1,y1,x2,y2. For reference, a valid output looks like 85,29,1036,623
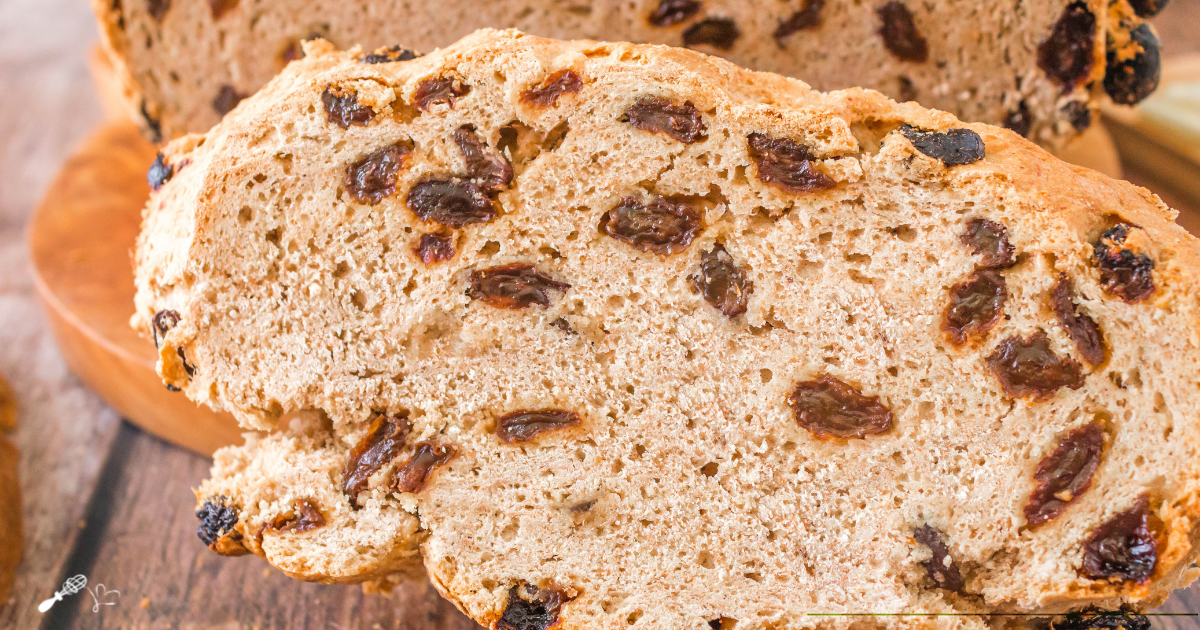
27,122,241,455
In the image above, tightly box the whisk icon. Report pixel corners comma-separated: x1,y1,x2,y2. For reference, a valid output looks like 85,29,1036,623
38,574,87,613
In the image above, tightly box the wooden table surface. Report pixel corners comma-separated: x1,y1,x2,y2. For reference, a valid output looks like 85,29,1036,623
1,1,1198,628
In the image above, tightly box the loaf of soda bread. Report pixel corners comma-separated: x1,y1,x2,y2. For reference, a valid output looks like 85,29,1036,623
134,30,1200,629
92,0,1165,148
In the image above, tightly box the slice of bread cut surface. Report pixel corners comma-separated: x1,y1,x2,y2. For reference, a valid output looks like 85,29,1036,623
133,29,1200,630
92,0,1165,147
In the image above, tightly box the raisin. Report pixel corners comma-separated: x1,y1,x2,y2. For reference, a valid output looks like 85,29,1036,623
913,525,964,592
454,125,512,194
362,45,420,64
178,347,196,377
281,32,324,66
960,218,1016,269
212,85,245,116
986,331,1085,400
648,0,701,27
152,309,180,347
321,87,374,129
497,410,580,443
345,143,412,205
196,497,249,556
899,125,985,166
407,178,496,227
521,69,584,107
774,0,824,40
341,414,411,507
140,102,164,144
1026,423,1103,526
1127,0,1169,18
943,270,1007,346
1004,101,1033,138
746,133,835,194
148,0,170,22
468,264,570,309
624,97,706,144
392,442,455,493
414,233,455,264
497,585,569,630
897,76,917,103
551,318,577,334
208,0,237,19
690,244,753,318
148,153,173,191
1092,223,1156,303
414,77,470,110
599,196,702,255
270,498,326,534
1081,494,1157,583
788,376,893,439
1104,24,1160,106
1052,609,1151,630
1063,101,1093,131
876,2,928,63
1037,2,1097,93
1050,276,1106,366
683,17,741,51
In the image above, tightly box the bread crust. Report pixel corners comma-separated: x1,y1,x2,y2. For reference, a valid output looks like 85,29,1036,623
136,30,1200,630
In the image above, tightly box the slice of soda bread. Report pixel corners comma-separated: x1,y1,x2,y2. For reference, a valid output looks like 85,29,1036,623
91,0,1165,148
134,29,1200,630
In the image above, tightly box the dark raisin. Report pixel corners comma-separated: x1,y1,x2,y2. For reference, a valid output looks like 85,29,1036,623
140,102,163,144
1004,101,1033,138
270,498,326,534
196,496,249,555
148,153,173,191
690,244,752,318
1026,423,1103,526
683,17,741,51
345,143,412,205
1127,0,1169,18
913,525,964,592
152,309,181,347
280,32,324,66
414,233,455,264
454,125,512,194
1092,223,1156,303
876,2,928,63
414,77,470,111
362,45,420,64
166,384,181,392
1104,24,1161,106
986,331,1085,400
1081,494,1157,583
392,442,455,493
599,196,702,255
521,69,584,107
788,376,893,439
1050,275,1106,366
1063,101,1093,131
208,0,237,19
774,0,824,40
1037,1,1097,93
708,620,723,630
178,347,196,377
497,585,569,630
321,87,374,128
897,76,917,103
1052,608,1151,630
497,410,580,443
960,218,1016,269
648,0,701,27
212,85,245,116
551,318,577,334
406,178,496,227
899,125,985,166
746,133,835,193
148,0,170,22
943,270,1007,346
624,97,706,144
341,414,411,507
468,264,570,309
